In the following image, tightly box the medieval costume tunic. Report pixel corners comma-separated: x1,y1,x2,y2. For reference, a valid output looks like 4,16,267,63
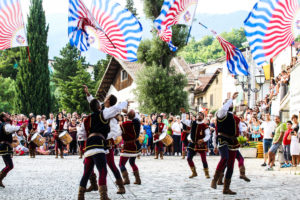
0,122,20,188
78,101,127,199
84,95,126,194
54,119,67,158
28,123,38,158
212,114,251,184
182,113,211,179
211,99,242,195
153,122,166,159
119,115,142,185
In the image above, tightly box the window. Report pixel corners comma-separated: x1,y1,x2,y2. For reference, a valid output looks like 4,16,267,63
210,94,213,107
121,70,128,81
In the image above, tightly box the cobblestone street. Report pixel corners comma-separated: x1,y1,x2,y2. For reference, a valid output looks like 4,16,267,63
1,155,300,200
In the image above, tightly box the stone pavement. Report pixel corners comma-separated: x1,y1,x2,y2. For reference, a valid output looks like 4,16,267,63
0,155,300,200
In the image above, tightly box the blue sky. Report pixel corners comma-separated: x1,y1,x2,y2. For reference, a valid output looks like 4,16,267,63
20,0,258,64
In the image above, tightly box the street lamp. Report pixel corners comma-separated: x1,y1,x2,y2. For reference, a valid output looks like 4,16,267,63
235,72,266,107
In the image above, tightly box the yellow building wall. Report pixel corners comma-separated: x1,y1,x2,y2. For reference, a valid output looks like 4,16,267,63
196,72,223,112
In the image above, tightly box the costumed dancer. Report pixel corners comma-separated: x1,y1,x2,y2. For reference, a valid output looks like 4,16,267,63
153,116,166,159
119,110,142,185
181,108,210,179
78,99,127,200
27,116,38,158
54,112,67,159
83,85,126,195
181,113,191,159
0,113,26,188
211,92,240,195
215,139,251,185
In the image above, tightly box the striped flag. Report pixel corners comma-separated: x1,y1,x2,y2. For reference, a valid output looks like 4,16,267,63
0,0,28,50
89,0,143,62
216,35,249,76
68,0,100,52
154,0,198,51
244,0,299,67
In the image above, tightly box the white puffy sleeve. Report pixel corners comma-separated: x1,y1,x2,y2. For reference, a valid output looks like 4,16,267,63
103,101,128,120
4,124,20,134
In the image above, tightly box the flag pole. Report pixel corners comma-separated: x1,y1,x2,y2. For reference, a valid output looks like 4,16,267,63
185,1,199,44
19,0,31,62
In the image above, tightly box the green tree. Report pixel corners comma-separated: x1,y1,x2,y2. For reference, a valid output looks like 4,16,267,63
94,55,111,83
0,48,21,79
15,0,51,115
52,43,85,84
138,0,189,69
179,28,247,64
59,61,95,113
135,64,188,114
0,76,16,113
126,0,137,16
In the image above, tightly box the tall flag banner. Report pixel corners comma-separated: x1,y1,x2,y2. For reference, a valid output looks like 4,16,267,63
216,35,249,76
244,0,300,67
89,0,143,62
199,22,249,76
154,0,198,51
68,0,101,52
0,0,28,50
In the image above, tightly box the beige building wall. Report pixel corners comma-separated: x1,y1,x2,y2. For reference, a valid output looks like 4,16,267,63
195,72,223,112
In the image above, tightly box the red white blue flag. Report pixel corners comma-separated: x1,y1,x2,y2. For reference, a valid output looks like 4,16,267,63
216,35,249,76
89,0,143,62
154,0,198,51
0,0,28,50
244,0,299,66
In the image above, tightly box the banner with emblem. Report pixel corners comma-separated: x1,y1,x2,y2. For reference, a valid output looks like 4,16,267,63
154,0,198,51
0,0,28,50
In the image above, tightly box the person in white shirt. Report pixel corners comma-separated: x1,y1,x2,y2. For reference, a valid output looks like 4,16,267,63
0,112,26,188
172,117,182,156
181,108,211,179
259,113,276,166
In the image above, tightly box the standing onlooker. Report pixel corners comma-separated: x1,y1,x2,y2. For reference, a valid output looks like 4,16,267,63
250,117,260,142
281,121,293,168
290,130,300,167
266,116,286,171
36,115,45,136
46,113,54,137
143,117,153,155
172,116,182,156
260,113,276,166
291,115,299,132
68,118,77,155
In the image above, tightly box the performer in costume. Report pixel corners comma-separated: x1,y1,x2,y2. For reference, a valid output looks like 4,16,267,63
211,92,240,195
181,108,211,179
27,116,38,158
54,112,67,159
78,99,127,200
153,116,166,159
181,113,191,159
83,85,126,195
0,113,26,188
119,110,142,185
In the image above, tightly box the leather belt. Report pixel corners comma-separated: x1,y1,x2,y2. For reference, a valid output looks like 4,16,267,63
89,133,105,140
218,133,236,140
